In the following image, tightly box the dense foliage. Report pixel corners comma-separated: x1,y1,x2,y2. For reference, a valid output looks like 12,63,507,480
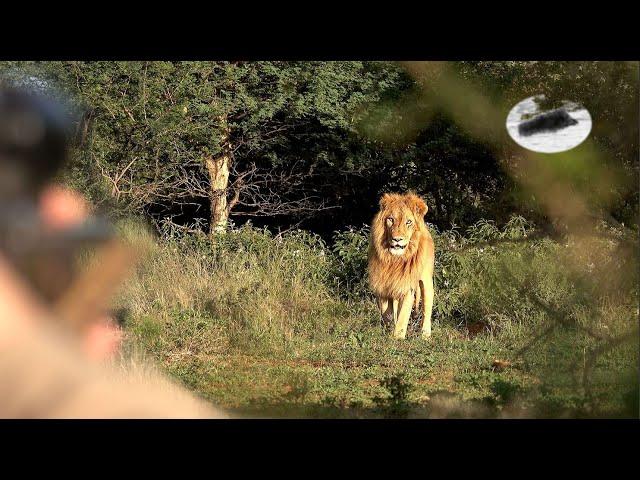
1,61,636,235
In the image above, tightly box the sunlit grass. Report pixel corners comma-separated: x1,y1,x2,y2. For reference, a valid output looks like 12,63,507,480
111,218,638,418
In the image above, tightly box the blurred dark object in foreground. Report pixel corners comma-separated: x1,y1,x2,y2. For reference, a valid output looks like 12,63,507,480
0,85,70,197
0,84,112,319
0,83,227,418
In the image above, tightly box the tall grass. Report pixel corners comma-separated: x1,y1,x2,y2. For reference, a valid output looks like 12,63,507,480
117,220,376,356
112,216,638,416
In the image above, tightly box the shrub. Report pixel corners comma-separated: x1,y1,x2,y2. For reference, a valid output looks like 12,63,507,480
117,215,637,353
118,220,371,354
331,226,370,298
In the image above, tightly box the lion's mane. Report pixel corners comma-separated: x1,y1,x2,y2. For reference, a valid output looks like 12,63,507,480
367,193,433,300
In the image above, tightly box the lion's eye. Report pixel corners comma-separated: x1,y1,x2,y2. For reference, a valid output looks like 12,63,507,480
406,219,413,226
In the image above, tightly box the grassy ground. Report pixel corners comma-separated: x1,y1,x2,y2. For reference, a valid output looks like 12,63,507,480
112,218,639,418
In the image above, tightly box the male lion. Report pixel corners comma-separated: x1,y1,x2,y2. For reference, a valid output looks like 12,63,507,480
368,192,435,339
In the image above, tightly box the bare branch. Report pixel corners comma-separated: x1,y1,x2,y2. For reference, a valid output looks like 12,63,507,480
225,161,337,219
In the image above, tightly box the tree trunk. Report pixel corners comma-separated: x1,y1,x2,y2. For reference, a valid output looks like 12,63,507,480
205,154,230,233
206,116,232,234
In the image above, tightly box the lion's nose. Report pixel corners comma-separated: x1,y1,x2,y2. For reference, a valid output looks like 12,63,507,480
392,237,403,243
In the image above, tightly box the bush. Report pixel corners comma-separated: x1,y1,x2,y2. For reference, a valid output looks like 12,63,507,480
118,220,375,354
432,216,547,327
331,226,370,298
120,216,637,342
327,216,636,337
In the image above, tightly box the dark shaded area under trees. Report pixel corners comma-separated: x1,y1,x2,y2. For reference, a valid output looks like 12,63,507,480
1,61,636,239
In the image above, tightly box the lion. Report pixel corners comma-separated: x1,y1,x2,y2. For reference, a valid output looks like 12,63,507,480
368,192,435,339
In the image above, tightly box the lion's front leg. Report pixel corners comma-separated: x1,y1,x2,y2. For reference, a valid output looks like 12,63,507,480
377,296,390,323
393,290,414,340
392,298,399,325
376,296,388,317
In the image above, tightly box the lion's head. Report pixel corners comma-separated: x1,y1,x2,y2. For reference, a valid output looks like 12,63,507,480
371,192,428,259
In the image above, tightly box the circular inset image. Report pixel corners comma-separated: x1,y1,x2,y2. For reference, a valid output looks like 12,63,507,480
506,95,592,153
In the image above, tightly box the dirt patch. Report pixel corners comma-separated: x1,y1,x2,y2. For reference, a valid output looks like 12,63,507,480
464,322,490,338
414,369,457,389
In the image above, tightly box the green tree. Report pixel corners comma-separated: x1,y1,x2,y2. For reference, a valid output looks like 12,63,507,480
1,61,635,234
0,61,411,233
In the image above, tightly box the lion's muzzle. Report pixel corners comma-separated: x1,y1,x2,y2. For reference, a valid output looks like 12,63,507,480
388,238,407,256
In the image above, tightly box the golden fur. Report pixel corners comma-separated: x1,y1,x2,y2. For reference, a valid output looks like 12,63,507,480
368,192,435,339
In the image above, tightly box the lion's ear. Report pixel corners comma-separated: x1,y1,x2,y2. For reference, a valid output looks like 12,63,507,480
407,193,428,217
379,193,394,210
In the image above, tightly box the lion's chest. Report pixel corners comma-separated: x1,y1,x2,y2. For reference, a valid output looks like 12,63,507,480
368,253,423,299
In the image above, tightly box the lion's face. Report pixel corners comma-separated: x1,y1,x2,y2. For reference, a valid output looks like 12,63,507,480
384,206,418,256
375,192,428,258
